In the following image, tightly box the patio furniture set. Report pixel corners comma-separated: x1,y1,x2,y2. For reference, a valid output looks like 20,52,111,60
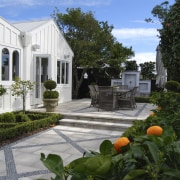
88,85,138,111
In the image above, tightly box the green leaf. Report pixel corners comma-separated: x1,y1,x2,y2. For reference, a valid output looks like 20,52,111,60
163,168,180,178
69,154,112,175
131,145,144,159
143,141,159,163
40,153,64,178
99,140,112,155
123,169,147,180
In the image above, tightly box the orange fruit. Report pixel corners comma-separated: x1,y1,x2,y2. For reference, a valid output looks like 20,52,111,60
114,137,130,153
157,106,162,111
147,126,163,136
151,111,155,117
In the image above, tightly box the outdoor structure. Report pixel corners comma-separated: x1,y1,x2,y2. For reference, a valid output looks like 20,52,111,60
155,45,167,88
0,17,74,113
111,71,151,97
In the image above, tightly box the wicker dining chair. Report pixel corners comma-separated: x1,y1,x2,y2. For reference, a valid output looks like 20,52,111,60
118,86,138,110
98,86,114,111
88,85,99,107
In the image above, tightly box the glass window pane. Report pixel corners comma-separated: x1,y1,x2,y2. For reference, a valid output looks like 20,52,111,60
57,61,60,84
2,48,9,81
66,63,69,84
12,50,19,81
61,62,65,84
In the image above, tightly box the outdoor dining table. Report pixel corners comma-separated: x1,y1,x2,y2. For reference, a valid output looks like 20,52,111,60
112,89,131,109
98,86,131,111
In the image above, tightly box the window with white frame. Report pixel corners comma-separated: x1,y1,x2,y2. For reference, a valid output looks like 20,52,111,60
57,60,69,84
1,48,19,81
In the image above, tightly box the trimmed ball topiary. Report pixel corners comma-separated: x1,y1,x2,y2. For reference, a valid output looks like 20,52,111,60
44,80,57,90
43,91,59,99
165,80,180,93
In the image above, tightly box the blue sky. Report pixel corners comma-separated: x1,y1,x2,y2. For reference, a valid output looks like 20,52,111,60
0,0,175,64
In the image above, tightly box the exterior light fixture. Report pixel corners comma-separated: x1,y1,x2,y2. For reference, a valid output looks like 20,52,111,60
84,72,88,79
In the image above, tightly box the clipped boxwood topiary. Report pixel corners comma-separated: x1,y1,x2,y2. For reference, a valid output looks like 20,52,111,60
44,80,57,90
43,79,59,112
43,79,59,99
43,91,59,99
165,80,180,93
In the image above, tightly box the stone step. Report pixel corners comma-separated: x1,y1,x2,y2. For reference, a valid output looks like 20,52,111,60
61,113,135,124
59,118,132,131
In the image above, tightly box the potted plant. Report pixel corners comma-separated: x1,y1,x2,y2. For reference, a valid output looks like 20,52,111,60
43,80,59,112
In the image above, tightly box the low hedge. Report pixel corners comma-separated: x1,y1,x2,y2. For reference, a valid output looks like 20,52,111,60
0,112,62,142
0,123,17,129
135,96,150,103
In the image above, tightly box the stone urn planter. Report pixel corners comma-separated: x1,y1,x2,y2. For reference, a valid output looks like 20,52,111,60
43,80,59,112
43,98,59,112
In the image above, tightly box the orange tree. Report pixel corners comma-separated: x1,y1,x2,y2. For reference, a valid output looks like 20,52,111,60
40,126,180,180
40,90,180,179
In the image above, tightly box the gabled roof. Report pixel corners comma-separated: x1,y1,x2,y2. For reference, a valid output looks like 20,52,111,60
13,18,52,32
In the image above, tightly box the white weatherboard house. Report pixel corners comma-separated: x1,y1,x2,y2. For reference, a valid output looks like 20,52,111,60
0,17,74,113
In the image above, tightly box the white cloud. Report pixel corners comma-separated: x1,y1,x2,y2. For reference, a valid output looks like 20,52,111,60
0,0,40,7
0,0,110,7
112,28,159,65
129,52,156,65
112,28,159,40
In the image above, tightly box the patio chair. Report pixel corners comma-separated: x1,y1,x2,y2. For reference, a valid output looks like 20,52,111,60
118,86,138,110
88,85,99,107
94,85,99,94
98,86,114,111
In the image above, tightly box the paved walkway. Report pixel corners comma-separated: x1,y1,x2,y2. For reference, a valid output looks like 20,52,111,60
0,99,155,180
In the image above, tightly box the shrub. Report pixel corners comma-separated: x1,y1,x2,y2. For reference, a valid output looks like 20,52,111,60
40,126,180,180
44,80,57,90
0,112,62,142
15,112,30,122
27,113,49,120
0,84,6,96
150,91,180,113
135,96,150,103
43,79,59,99
43,91,59,99
165,80,180,92
0,112,16,123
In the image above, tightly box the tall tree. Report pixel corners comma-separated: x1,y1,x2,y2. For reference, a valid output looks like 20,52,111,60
52,8,134,98
139,61,156,80
124,60,138,71
146,1,180,81
159,0,180,81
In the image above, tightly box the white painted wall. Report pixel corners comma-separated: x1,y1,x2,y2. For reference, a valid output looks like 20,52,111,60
0,17,73,113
